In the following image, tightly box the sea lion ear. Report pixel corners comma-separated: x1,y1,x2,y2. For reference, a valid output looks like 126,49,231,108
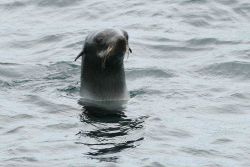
121,30,129,40
74,48,85,61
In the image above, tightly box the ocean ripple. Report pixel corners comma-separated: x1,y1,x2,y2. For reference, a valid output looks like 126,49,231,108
198,61,250,79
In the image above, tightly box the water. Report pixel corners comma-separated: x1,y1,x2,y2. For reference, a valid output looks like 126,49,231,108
1,0,250,166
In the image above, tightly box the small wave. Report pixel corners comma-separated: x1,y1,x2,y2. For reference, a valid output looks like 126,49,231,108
130,88,163,98
230,92,250,99
4,157,38,162
0,64,22,78
0,80,11,88
64,41,83,49
212,138,233,144
4,126,24,134
1,1,27,10
143,36,179,43
0,63,47,89
183,18,211,27
78,112,146,159
0,62,80,94
36,0,81,7
181,0,208,4
57,85,80,94
148,43,210,52
46,123,78,130
37,34,63,43
126,68,175,79
234,3,250,19
165,129,192,138
47,61,79,70
204,104,247,114
129,89,147,98
186,38,240,46
10,114,34,119
0,79,33,89
10,34,63,49
44,61,80,80
23,94,77,113
85,137,144,157
198,61,250,79
215,0,237,5
181,147,221,157
0,62,19,66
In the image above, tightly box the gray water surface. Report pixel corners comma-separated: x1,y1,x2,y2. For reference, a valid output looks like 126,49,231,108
1,0,250,166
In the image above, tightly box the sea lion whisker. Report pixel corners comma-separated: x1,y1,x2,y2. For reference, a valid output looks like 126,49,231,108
107,45,113,56
126,45,132,60
126,46,129,60
101,45,113,69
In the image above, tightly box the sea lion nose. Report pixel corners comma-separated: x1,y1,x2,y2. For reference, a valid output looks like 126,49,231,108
116,36,126,50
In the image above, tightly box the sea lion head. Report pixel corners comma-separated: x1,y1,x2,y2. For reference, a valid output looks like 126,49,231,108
75,29,132,68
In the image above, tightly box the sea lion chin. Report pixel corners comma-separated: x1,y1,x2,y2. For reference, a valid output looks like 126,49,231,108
75,28,132,110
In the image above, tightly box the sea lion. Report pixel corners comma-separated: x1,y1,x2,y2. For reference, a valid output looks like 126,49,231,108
75,28,132,110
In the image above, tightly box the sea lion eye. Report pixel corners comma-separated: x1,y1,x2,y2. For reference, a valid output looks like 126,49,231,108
95,35,104,44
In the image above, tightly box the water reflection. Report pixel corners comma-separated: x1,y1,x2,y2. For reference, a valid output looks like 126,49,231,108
76,106,146,162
